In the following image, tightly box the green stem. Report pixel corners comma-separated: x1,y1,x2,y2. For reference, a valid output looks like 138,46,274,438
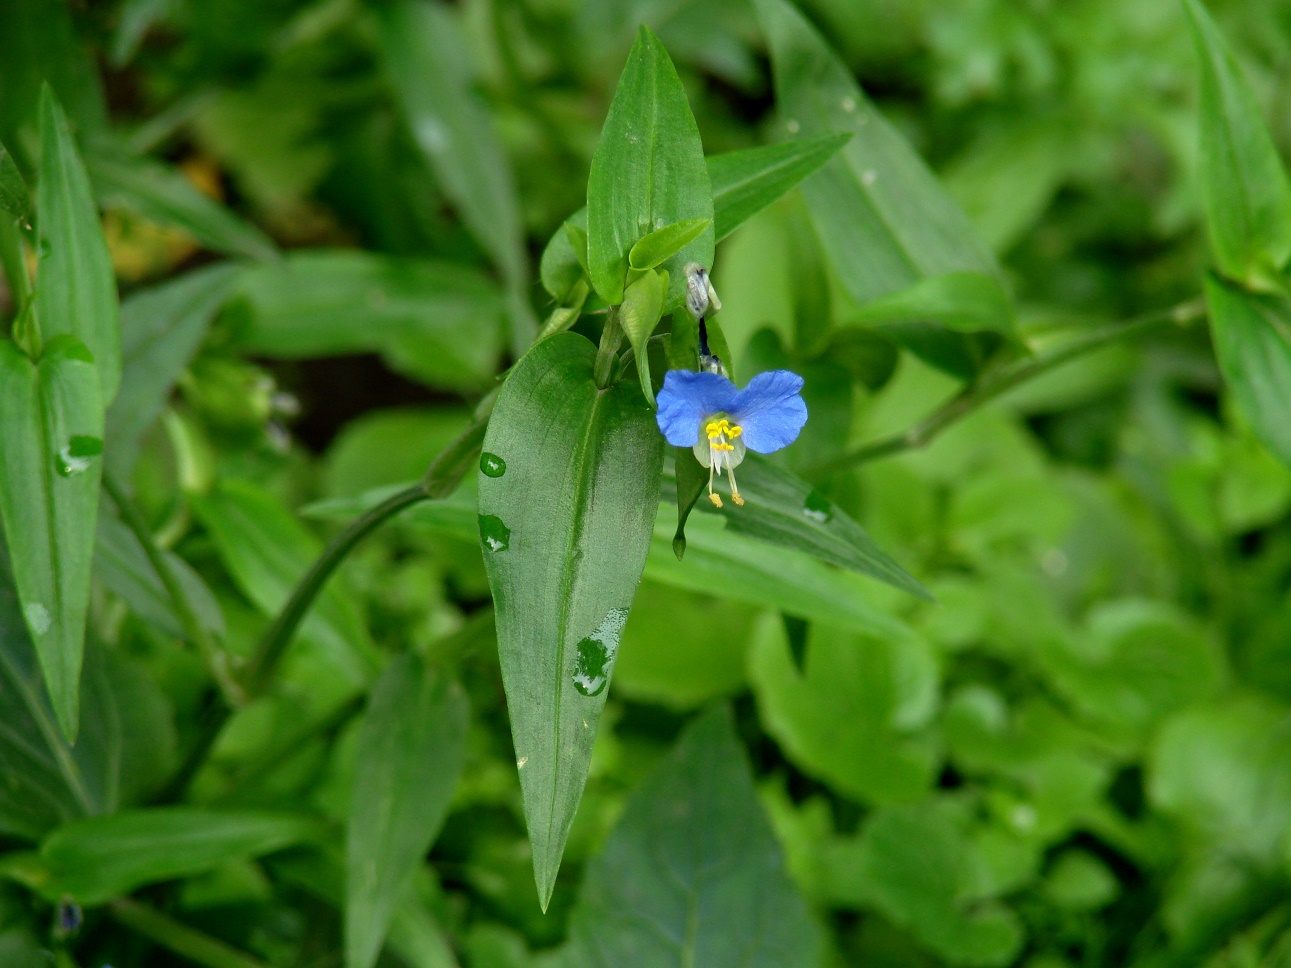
109,898,270,968
594,307,624,388
103,473,244,706
809,299,1207,478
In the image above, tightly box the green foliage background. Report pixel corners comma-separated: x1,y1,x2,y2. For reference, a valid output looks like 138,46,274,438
3,0,1291,965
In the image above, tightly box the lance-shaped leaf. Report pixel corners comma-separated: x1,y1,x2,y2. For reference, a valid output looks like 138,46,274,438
35,87,121,402
708,133,850,241
587,26,713,312
850,272,1016,338
619,268,667,406
628,218,711,271
0,141,28,219
1204,274,1291,467
478,333,664,909
559,706,824,966
346,657,468,968
0,336,104,741
1184,0,1291,288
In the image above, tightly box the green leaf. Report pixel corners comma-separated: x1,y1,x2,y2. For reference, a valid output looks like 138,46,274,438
627,218,711,271
230,251,504,392
750,618,940,806
1184,0,1291,287
34,86,121,402
851,272,1017,338
189,480,379,689
754,0,1001,304
708,133,850,242
93,513,225,641
0,336,104,741
35,807,320,905
541,211,590,301
0,141,28,219
586,26,714,311
559,707,824,966
106,263,242,476
1203,274,1291,467
346,657,468,968
477,332,664,909
377,0,534,354
87,147,277,262
618,268,666,406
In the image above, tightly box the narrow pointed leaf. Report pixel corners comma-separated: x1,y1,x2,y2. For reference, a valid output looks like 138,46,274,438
619,268,666,406
35,87,121,402
1184,0,1291,287
754,0,1001,303
560,707,824,966
0,141,28,219
478,333,664,908
708,133,850,241
1204,274,1291,467
628,218,711,271
346,657,468,968
851,272,1016,338
587,26,713,311
0,336,104,741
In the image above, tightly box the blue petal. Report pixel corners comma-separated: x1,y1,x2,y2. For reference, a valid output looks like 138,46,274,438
731,369,808,453
655,370,739,446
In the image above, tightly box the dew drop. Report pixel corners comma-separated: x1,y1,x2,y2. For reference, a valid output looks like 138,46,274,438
802,490,833,524
478,514,511,552
55,435,102,477
786,118,800,134
572,607,629,697
24,602,51,636
480,452,507,478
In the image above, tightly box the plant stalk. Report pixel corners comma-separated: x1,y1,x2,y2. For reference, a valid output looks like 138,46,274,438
109,898,270,968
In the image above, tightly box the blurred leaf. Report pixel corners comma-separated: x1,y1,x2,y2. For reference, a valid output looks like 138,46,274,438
190,480,378,689
93,513,225,641
347,657,468,968
558,707,823,966
1043,850,1118,912
1203,274,1291,467
708,134,851,242
1184,0,1291,287
541,211,590,301
231,251,503,392
0,142,27,219
618,267,666,405
34,808,320,905
377,0,534,353
627,218,711,271
88,147,277,262
0,336,103,741
477,333,663,909
750,618,940,805
827,328,899,390
324,408,472,500
35,87,121,402
106,263,242,476
851,272,1017,338
586,26,714,311
110,0,170,66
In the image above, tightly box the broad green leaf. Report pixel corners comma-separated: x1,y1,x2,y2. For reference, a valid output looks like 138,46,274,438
749,617,939,805
627,218,711,271
0,141,28,218
94,513,225,641
229,251,504,392
477,333,664,908
1203,274,1291,467
675,455,929,599
87,148,277,262
34,87,121,402
377,0,534,354
33,808,320,904
851,272,1017,338
708,133,850,241
0,336,104,741
347,657,468,968
754,0,1001,303
1184,0,1291,287
0,556,175,840
190,480,379,689
840,801,1025,966
106,263,242,476
586,26,713,311
618,268,666,406
559,707,823,966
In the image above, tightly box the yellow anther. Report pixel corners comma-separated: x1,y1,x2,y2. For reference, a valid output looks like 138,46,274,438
709,492,724,508
712,441,734,451
705,417,741,441
728,425,742,438
732,491,745,506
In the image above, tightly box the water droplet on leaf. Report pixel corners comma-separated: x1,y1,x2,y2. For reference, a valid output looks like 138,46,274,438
802,490,833,524
480,452,506,477
478,514,511,552
54,435,102,477
572,607,629,697
24,602,51,636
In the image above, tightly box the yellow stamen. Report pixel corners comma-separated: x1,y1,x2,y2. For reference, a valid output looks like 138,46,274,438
709,492,723,508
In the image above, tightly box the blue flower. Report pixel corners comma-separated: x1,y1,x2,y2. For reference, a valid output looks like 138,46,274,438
656,369,808,507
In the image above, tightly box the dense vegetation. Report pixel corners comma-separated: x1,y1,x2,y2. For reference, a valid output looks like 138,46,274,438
3,0,1291,965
